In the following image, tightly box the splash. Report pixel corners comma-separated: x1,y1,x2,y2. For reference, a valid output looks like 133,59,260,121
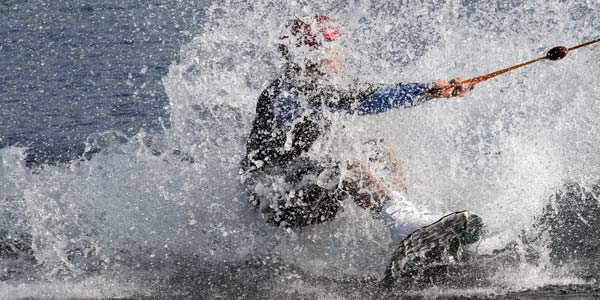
1,0,600,297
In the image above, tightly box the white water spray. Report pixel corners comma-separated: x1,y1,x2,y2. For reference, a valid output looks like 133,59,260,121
1,0,600,297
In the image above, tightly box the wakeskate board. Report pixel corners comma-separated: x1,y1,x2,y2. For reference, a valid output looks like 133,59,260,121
384,210,484,284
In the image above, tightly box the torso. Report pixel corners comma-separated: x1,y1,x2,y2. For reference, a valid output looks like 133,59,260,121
244,76,330,172
243,72,382,173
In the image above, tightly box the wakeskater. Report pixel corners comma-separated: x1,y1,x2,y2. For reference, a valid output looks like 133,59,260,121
240,15,481,281
240,15,600,284
240,15,474,231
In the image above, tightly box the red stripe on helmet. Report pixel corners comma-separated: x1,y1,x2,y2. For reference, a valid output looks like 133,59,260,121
320,25,340,41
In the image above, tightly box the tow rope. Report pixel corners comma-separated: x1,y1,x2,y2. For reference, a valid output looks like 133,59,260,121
445,37,600,92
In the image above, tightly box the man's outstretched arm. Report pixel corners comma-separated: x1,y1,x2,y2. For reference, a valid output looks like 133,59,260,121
332,78,474,115
352,82,431,114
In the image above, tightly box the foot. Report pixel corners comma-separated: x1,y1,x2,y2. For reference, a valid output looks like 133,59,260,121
380,191,443,243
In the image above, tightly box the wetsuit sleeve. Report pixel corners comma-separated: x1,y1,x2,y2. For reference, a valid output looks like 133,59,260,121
272,82,433,123
350,83,433,115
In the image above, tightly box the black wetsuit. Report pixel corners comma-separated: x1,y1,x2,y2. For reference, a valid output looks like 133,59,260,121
242,69,432,228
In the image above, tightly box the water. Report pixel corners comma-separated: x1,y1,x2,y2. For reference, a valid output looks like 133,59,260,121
2,0,600,299
0,0,204,164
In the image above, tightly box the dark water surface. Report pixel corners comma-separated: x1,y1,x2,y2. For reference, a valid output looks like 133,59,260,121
0,0,204,163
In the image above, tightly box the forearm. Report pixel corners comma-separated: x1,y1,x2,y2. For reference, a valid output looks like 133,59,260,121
353,83,433,115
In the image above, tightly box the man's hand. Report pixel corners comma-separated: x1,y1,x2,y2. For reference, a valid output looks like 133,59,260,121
430,77,475,98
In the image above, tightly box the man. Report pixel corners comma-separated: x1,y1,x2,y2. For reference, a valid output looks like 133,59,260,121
241,16,474,233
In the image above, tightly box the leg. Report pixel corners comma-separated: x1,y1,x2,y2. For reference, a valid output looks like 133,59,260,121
342,143,409,209
345,153,443,245
262,183,344,228
343,160,392,210
378,144,408,195
247,158,347,229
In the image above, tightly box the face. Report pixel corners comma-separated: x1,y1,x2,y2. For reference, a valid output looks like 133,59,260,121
319,47,342,75
305,47,343,77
